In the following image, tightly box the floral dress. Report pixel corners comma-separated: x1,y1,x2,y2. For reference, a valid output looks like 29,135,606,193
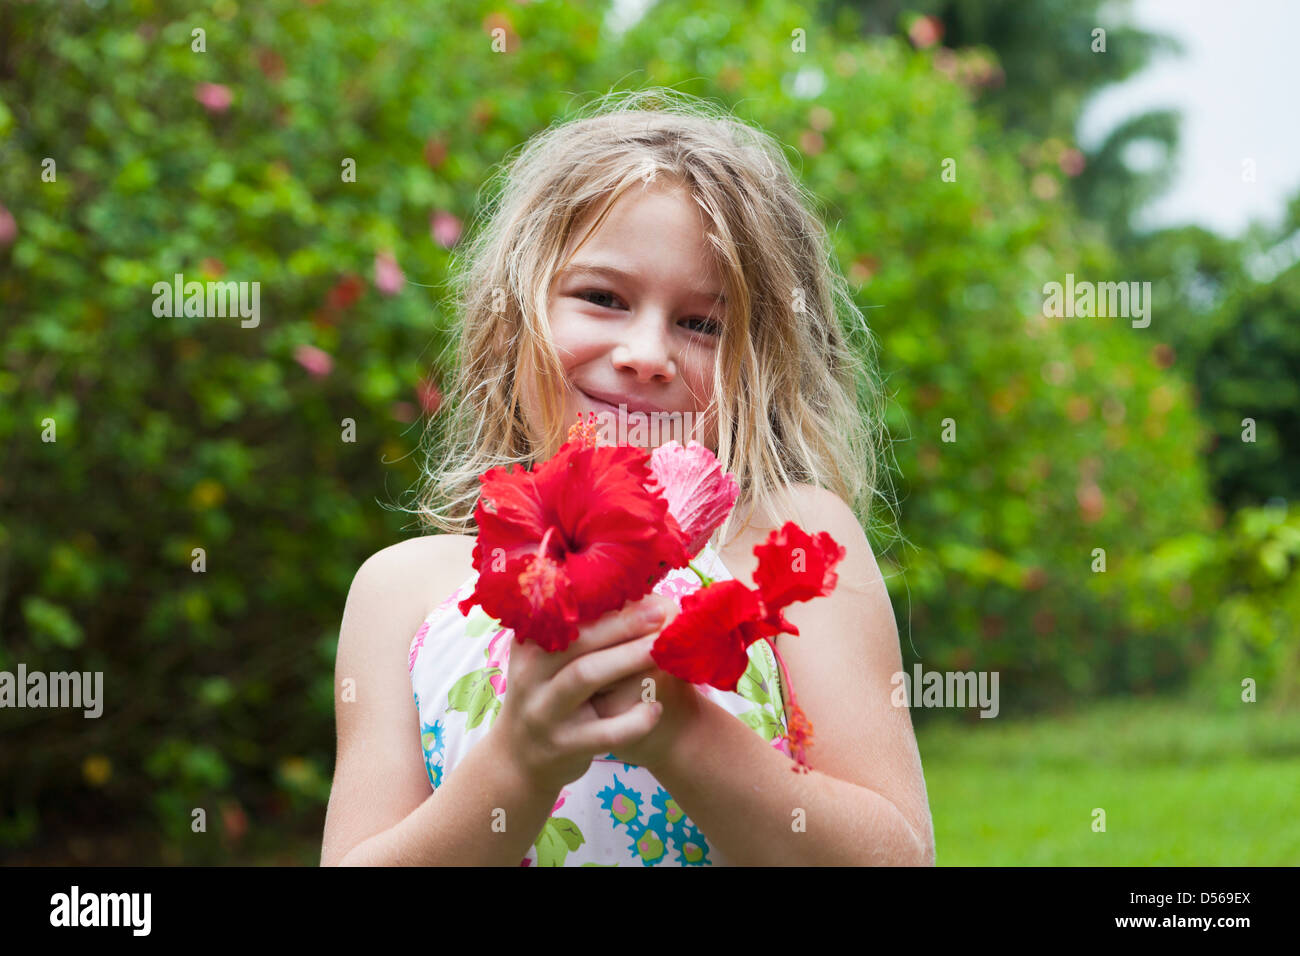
408,540,791,866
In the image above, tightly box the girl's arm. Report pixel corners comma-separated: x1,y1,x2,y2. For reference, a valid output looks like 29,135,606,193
650,486,935,866
320,536,559,866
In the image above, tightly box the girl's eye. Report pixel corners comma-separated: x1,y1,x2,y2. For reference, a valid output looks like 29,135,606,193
682,317,723,336
576,289,624,309
575,289,721,336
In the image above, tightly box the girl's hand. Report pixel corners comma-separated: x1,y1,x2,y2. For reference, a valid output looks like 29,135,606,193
590,595,705,771
490,594,668,793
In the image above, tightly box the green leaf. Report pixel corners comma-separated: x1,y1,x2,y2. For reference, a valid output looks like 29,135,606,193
533,819,572,867
465,608,499,639
737,705,782,741
447,668,501,729
21,596,84,649
550,816,585,851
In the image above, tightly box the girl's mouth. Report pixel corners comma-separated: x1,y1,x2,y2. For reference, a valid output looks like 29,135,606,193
575,385,669,417
576,388,619,415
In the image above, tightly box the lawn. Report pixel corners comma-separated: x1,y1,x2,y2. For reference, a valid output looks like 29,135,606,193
8,694,1296,866
916,694,1300,865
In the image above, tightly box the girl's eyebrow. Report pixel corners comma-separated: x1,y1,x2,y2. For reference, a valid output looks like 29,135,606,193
560,262,726,305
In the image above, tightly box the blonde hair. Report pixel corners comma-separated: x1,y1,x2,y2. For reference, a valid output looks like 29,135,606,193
413,87,895,551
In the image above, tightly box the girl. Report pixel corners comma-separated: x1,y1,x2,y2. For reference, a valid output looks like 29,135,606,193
321,88,934,866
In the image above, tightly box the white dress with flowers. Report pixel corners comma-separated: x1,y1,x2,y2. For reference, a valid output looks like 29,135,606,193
407,540,791,866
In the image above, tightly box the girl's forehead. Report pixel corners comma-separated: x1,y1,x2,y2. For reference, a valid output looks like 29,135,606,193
556,190,724,290
569,179,699,239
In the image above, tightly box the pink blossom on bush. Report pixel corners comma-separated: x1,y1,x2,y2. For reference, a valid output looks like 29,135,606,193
195,82,232,113
417,377,442,414
1059,148,1086,177
373,251,404,296
430,210,462,248
0,204,16,246
908,15,943,49
293,344,333,378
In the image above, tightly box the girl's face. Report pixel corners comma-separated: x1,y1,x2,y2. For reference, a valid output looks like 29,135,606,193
528,180,726,455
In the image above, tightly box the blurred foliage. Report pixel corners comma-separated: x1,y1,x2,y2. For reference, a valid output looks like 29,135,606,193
1,0,490,861
838,0,1178,140
1125,196,1300,510
834,0,1184,245
1196,258,1300,509
850,1,1298,510
0,0,1285,863
1190,504,1300,711
1072,107,1180,244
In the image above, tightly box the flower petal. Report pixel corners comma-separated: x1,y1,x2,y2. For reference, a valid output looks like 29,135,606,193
752,521,846,614
647,440,740,556
459,442,689,652
651,580,774,691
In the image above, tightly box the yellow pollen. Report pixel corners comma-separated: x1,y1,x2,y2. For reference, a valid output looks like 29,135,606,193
518,526,562,607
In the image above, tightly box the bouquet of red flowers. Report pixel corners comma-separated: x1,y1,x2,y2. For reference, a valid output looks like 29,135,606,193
457,413,845,771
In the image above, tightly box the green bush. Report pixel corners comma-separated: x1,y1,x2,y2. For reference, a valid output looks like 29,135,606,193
1124,211,1300,512
1195,505,1300,710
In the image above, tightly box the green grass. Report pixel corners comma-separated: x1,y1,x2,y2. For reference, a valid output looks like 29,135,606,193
10,694,1297,865
916,694,1300,865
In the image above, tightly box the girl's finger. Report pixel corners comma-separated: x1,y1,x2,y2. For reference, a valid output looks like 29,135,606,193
553,699,662,757
591,668,656,718
539,633,659,724
535,594,668,679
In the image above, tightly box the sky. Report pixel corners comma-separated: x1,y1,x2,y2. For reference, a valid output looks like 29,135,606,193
1070,0,1299,237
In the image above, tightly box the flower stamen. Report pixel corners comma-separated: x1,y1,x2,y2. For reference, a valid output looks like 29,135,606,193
518,526,562,609
767,637,815,773
566,412,601,449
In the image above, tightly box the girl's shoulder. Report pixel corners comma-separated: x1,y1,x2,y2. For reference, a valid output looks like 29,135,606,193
349,534,479,631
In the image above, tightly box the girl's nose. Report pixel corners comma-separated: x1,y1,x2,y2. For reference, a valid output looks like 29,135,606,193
610,315,676,382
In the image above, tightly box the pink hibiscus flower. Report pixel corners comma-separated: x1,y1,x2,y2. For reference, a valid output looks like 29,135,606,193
647,439,739,557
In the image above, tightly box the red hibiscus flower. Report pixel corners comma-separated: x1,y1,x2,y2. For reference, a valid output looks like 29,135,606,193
457,428,690,652
650,520,845,773
653,522,843,692
752,522,847,635
650,579,782,690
